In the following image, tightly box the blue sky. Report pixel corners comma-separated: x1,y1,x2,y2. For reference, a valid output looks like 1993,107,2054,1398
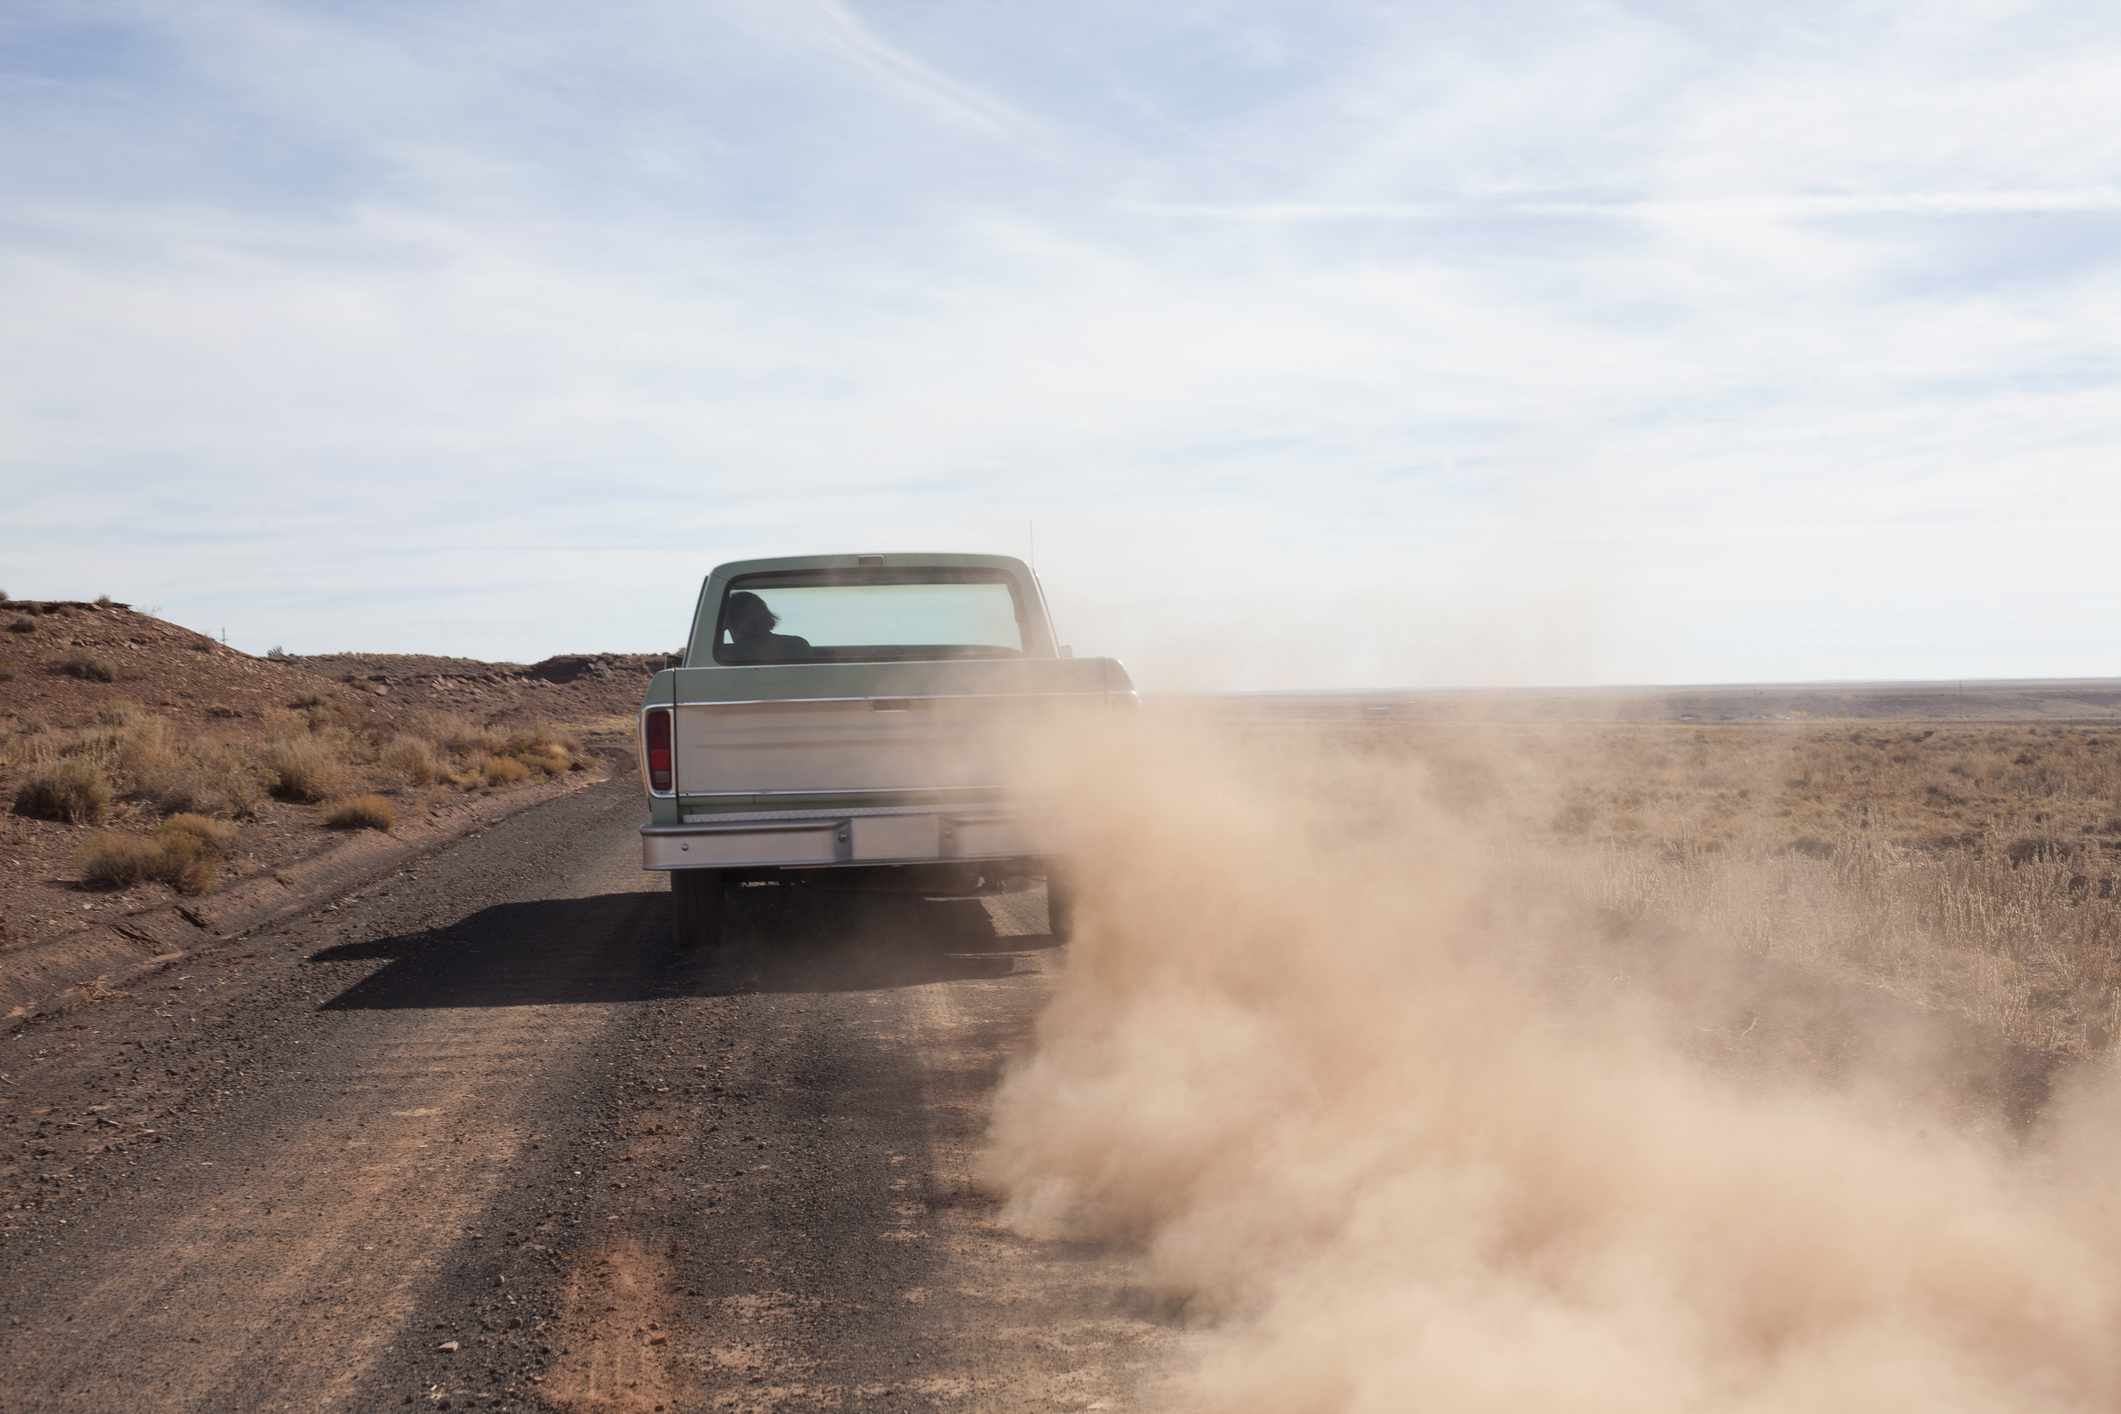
2,1,2117,689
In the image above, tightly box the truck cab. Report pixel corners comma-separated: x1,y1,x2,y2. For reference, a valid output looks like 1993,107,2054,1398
640,553,1133,946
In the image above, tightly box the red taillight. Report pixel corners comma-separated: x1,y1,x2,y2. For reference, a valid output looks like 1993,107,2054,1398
644,707,673,793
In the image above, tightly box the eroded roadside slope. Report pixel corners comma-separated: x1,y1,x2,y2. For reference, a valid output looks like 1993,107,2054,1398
2,601,660,1014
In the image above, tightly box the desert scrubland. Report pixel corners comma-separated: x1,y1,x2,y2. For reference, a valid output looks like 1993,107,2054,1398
0,599,657,959
9,620,2121,1409
979,705,2121,1410
1335,717,2121,1059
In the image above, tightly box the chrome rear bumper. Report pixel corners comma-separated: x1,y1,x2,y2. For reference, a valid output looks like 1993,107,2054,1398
641,804,1044,871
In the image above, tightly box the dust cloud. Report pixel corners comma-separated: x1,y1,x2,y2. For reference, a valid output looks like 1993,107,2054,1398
981,713,2121,1411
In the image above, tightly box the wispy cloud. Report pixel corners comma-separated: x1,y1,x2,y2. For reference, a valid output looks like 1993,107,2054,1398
797,0,1037,140
1,1,2118,684
1137,189,2121,221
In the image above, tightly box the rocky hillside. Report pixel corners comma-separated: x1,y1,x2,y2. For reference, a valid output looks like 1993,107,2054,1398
0,598,658,956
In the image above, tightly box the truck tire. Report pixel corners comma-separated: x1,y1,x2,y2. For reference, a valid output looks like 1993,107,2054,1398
671,869,727,949
1044,871,1074,943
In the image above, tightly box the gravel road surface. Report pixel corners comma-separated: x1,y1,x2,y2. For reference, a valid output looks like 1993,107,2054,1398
0,776,1176,1411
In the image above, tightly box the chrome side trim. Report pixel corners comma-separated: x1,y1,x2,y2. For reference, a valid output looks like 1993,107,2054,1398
671,691,1111,709
678,784,1002,800
677,806,1013,826
644,819,833,836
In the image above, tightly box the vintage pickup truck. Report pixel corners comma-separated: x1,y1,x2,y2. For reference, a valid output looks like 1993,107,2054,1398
639,553,1135,947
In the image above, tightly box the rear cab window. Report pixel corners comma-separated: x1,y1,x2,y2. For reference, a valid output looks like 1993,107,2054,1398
712,567,1029,665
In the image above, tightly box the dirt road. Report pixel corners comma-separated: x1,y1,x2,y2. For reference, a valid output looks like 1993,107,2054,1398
0,777,1176,1411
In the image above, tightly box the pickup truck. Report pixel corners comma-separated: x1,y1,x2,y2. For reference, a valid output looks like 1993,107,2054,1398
639,553,1136,948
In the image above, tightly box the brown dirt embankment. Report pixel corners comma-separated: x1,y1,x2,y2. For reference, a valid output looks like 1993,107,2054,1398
0,600,659,1015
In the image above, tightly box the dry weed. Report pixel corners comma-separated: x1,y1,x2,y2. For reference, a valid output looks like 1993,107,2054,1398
161,812,239,854
264,734,349,804
413,710,505,757
77,813,239,894
76,833,161,888
58,651,116,682
499,724,583,776
509,740,572,776
324,794,396,831
382,735,442,786
12,759,113,824
480,756,530,787
396,712,579,787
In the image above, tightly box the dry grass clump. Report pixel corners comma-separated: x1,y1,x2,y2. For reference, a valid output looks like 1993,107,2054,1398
138,748,259,817
413,710,507,757
58,651,116,682
324,794,396,831
162,812,240,851
12,758,113,824
7,617,33,634
407,713,582,789
75,833,162,887
382,735,442,786
77,813,240,895
99,714,260,817
505,737,573,776
500,724,587,777
481,756,531,786
264,733,350,804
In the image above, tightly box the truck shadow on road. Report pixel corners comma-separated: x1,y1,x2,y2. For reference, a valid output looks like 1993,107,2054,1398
311,887,1057,1010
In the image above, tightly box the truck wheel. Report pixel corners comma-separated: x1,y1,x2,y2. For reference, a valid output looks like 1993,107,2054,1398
671,869,727,949
1044,871,1074,943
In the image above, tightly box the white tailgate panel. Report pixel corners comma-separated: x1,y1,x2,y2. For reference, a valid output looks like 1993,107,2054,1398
673,697,1084,796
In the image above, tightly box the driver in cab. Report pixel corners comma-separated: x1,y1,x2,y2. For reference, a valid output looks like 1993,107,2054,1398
721,590,813,663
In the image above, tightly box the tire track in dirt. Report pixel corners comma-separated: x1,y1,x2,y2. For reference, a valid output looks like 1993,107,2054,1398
503,883,1182,1413
544,1236,683,1412
3,774,1181,1412
0,785,665,1412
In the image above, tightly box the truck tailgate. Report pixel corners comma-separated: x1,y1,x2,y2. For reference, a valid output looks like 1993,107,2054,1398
659,658,1124,802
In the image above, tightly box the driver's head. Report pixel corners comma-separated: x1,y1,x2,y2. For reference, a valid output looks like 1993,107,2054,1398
725,591,778,641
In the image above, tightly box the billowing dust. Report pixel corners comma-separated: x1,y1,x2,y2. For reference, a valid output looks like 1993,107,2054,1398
980,714,2121,1411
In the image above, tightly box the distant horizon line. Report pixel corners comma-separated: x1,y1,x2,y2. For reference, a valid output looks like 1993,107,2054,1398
1193,675,2121,698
